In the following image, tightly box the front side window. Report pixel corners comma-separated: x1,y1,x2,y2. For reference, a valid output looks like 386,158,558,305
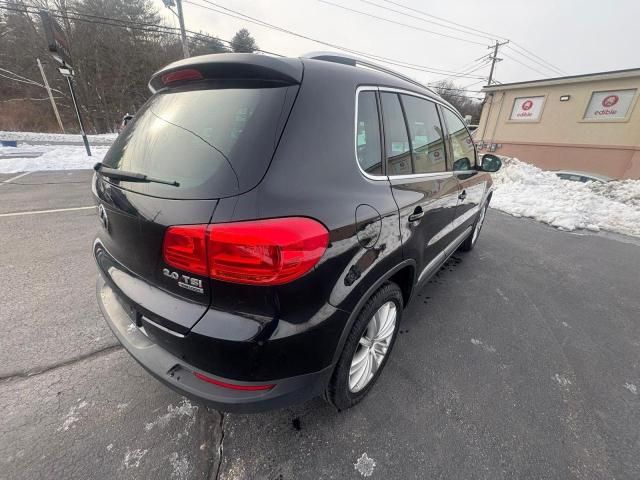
441,108,476,171
380,92,412,175
356,91,383,175
401,95,447,173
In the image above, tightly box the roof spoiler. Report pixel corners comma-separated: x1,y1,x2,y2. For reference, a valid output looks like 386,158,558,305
149,53,303,93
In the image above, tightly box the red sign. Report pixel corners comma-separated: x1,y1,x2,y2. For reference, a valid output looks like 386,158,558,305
602,95,619,108
522,100,533,111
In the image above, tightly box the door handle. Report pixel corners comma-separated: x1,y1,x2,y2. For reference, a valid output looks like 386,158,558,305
458,190,467,201
408,206,424,222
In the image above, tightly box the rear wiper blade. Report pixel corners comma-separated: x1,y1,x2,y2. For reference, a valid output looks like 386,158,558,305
93,162,179,187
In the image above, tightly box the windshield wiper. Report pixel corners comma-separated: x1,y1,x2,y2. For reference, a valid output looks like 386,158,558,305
93,162,179,187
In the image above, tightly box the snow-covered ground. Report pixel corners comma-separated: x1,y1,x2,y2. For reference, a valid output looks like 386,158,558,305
0,130,117,144
0,144,110,172
491,157,640,238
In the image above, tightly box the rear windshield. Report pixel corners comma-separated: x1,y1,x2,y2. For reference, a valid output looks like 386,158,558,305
102,83,298,199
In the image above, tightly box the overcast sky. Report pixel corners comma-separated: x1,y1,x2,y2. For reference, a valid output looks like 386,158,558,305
157,0,640,95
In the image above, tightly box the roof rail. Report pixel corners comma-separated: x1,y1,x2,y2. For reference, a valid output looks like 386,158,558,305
302,51,438,96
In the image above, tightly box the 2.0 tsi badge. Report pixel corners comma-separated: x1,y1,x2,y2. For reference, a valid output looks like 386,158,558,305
163,268,204,294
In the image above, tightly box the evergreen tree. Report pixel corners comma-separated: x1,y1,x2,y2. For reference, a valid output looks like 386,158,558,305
230,28,257,53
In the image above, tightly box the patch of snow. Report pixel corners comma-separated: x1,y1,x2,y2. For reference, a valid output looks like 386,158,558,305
117,403,129,411
122,448,148,468
0,130,117,143
106,444,113,452
624,383,638,395
168,452,192,480
144,399,198,432
470,338,497,353
57,399,88,432
491,158,640,237
552,373,572,387
354,453,376,477
0,144,110,173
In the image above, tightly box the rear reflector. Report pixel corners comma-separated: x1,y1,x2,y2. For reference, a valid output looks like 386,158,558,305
162,217,329,286
161,68,203,85
193,371,275,391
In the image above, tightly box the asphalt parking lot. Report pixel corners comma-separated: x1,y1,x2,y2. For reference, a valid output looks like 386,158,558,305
1,170,639,480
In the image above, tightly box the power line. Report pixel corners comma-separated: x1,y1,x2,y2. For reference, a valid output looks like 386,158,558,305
501,51,549,77
317,0,488,46
378,0,508,41
505,44,564,76
375,0,567,76
358,0,496,42
0,2,281,56
186,0,487,78
509,42,567,75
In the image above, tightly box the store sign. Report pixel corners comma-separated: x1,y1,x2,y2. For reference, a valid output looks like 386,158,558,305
584,89,636,120
510,96,545,121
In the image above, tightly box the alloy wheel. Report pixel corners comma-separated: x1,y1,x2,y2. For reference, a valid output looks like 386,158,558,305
348,301,397,393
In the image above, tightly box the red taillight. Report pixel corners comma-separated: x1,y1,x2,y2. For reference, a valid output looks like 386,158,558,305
163,225,208,276
209,217,329,285
161,68,203,85
193,371,275,391
162,217,329,286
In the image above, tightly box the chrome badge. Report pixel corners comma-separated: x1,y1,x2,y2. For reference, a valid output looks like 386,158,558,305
98,204,109,231
163,268,204,294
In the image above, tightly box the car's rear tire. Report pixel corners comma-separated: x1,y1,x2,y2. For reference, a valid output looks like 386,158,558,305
325,282,403,411
459,196,490,252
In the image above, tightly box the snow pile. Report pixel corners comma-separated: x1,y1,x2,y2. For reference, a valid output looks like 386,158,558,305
491,157,640,237
0,130,117,144
0,144,110,173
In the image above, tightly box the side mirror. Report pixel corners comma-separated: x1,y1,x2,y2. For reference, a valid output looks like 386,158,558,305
479,154,502,172
452,157,472,171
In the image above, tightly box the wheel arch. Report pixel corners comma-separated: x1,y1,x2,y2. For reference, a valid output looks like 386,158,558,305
329,259,416,366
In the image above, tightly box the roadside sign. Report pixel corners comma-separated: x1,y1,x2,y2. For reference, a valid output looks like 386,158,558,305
39,10,72,67
584,89,637,120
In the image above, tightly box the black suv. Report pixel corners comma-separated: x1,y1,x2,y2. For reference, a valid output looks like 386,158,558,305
94,53,501,412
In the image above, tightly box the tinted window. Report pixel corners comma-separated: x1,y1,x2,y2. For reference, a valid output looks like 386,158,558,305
356,91,382,175
102,85,297,199
401,95,446,173
441,108,476,171
380,92,412,175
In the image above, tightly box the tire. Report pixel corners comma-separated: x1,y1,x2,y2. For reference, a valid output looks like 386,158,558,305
459,196,490,252
325,282,403,411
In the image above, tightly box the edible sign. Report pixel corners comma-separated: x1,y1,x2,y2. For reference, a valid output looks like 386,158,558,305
584,89,636,120
510,96,545,121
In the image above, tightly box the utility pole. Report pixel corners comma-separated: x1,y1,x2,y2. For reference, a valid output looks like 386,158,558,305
487,40,509,85
36,58,65,133
175,0,190,58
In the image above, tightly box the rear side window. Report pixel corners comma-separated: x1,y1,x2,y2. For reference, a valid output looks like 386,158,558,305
102,84,298,199
356,91,382,175
400,94,447,173
380,92,412,175
441,107,476,171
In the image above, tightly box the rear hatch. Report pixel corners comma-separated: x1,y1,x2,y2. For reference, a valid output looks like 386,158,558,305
94,55,302,332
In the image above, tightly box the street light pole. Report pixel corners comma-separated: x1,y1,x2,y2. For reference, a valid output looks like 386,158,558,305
60,67,91,156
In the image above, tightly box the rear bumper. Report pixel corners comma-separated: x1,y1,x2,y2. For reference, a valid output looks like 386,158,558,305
96,276,333,413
